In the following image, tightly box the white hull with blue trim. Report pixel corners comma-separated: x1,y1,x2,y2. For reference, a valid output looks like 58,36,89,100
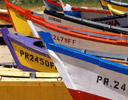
40,31,128,100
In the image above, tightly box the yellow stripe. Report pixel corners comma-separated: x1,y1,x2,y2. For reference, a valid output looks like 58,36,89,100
107,4,126,16
101,0,128,11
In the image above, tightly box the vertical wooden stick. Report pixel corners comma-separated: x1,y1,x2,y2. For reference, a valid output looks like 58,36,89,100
59,0,65,10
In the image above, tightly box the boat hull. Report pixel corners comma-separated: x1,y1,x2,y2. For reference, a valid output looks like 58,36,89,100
0,68,73,100
43,0,110,19
44,10,128,33
52,52,128,100
44,12,106,32
0,9,12,27
40,32,128,100
91,13,128,27
1,27,57,72
33,22,128,55
99,0,128,11
5,0,128,57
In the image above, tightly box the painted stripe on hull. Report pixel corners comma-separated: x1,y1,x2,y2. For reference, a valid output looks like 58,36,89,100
44,0,110,19
34,23,128,55
43,0,63,11
68,89,111,100
44,11,128,34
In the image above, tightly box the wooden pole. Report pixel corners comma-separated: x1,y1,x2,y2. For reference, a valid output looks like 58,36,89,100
59,0,65,10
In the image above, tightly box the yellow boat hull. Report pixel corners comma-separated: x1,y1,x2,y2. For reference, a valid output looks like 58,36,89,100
11,41,57,72
0,68,73,100
100,0,128,12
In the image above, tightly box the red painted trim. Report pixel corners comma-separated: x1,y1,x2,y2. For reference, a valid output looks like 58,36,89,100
49,23,128,37
25,10,31,20
0,12,11,22
5,0,128,46
47,0,62,7
68,89,111,100
0,16,11,23
31,16,128,46
46,0,110,14
4,0,17,31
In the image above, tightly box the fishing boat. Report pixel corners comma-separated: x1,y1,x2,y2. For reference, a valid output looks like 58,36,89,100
99,0,128,11
40,31,128,100
0,67,73,100
0,9,12,28
5,0,128,59
43,0,128,27
0,27,57,72
106,4,126,16
90,11,128,27
0,9,13,45
43,0,111,19
44,9,128,29
5,0,128,34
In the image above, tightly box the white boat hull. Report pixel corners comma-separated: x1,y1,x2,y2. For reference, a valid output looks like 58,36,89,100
33,22,128,55
100,17,128,27
49,50,128,100
44,13,108,32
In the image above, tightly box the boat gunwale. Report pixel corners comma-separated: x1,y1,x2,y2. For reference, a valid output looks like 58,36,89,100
5,0,128,46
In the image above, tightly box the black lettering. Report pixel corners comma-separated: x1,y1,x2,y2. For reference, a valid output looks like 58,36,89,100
20,50,24,56
103,78,109,86
30,54,34,62
53,18,55,21
25,52,29,60
121,84,126,91
48,17,61,23
50,62,54,69
35,57,39,63
97,76,102,83
45,60,49,67
114,81,119,89
40,58,44,65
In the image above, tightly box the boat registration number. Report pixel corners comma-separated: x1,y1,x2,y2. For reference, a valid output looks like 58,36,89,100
51,34,76,45
96,75,128,92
